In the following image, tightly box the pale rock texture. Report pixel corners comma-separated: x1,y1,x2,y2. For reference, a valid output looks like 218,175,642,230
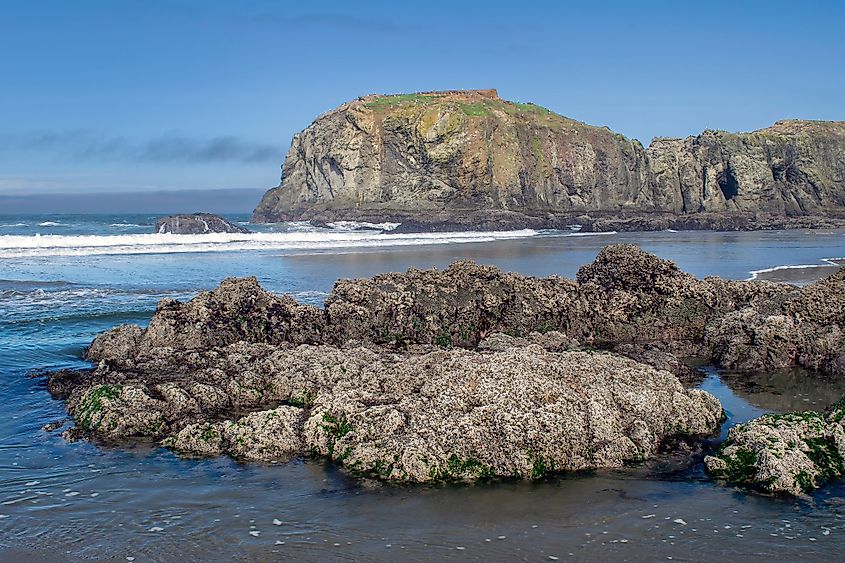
56,341,724,482
303,346,722,482
705,400,845,496
44,245,845,491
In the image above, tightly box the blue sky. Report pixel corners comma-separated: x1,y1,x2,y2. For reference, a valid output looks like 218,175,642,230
1,0,843,196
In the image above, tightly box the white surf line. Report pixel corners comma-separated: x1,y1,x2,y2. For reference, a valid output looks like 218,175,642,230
561,230,618,237
746,257,845,281
0,229,540,258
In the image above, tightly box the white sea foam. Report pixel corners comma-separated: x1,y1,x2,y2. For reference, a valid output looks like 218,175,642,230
326,221,400,231
109,223,144,227
0,229,539,258
560,230,618,237
746,258,843,281
0,223,27,227
37,221,68,227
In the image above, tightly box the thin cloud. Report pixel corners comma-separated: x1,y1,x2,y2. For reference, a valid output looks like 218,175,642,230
252,12,418,34
8,131,279,164
138,135,278,163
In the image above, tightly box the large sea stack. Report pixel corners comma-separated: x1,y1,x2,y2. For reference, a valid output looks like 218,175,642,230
252,89,845,230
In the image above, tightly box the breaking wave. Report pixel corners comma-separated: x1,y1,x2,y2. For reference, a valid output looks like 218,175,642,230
0,229,540,258
561,230,618,237
325,221,400,231
746,257,844,281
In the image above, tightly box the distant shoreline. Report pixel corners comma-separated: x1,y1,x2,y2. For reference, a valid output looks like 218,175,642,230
252,208,845,234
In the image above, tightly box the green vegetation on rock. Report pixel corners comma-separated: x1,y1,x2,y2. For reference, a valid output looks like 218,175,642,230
322,412,353,456
527,450,556,479
76,384,122,430
287,390,315,409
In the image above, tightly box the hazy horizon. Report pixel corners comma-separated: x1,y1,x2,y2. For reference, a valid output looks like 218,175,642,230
0,188,266,215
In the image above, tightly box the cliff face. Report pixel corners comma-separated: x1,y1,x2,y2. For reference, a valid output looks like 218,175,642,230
252,90,845,223
649,120,845,214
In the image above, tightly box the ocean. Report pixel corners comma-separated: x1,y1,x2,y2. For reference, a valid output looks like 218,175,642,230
2,214,845,560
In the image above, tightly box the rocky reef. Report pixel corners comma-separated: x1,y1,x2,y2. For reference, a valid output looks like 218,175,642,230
705,398,845,495
156,213,250,234
252,89,845,230
51,342,721,481
44,245,845,490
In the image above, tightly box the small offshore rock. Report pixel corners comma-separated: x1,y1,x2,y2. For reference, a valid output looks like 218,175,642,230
41,420,65,432
155,213,250,234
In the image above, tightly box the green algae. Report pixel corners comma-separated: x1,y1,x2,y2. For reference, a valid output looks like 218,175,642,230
428,454,495,482
287,390,315,409
76,384,122,430
322,412,353,456
527,450,556,479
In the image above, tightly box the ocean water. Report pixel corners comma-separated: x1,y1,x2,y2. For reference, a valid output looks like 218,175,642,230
2,214,845,561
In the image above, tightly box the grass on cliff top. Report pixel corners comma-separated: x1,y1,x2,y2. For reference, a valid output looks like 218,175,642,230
364,93,555,119
364,93,444,110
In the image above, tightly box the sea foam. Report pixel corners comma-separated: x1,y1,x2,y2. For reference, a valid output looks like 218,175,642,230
0,229,539,258
746,258,844,281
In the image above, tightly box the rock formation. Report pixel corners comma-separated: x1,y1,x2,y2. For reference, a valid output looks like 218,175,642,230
156,213,250,234
252,90,845,230
705,398,845,495
706,268,845,376
82,244,844,377
42,245,845,489
52,342,721,481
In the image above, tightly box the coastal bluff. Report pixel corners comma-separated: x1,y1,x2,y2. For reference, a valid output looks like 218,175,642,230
252,89,845,230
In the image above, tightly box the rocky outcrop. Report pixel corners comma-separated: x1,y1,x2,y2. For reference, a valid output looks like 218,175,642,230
706,269,845,376
252,89,845,228
649,120,845,214
83,244,841,377
44,245,845,487
705,399,845,495
52,340,723,482
156,213,250,234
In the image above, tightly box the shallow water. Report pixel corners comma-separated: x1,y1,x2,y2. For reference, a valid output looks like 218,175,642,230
2,216,845,560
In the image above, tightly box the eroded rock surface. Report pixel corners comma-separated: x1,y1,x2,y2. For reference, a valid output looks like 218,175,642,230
705,399,845,495
85,245,843,379
45,244,845,488
53,341,722,482
707,269,845,376
156,213,250,234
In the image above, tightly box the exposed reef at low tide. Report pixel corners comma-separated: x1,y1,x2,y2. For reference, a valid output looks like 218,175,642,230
706,399,845,496
43,245,845,492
